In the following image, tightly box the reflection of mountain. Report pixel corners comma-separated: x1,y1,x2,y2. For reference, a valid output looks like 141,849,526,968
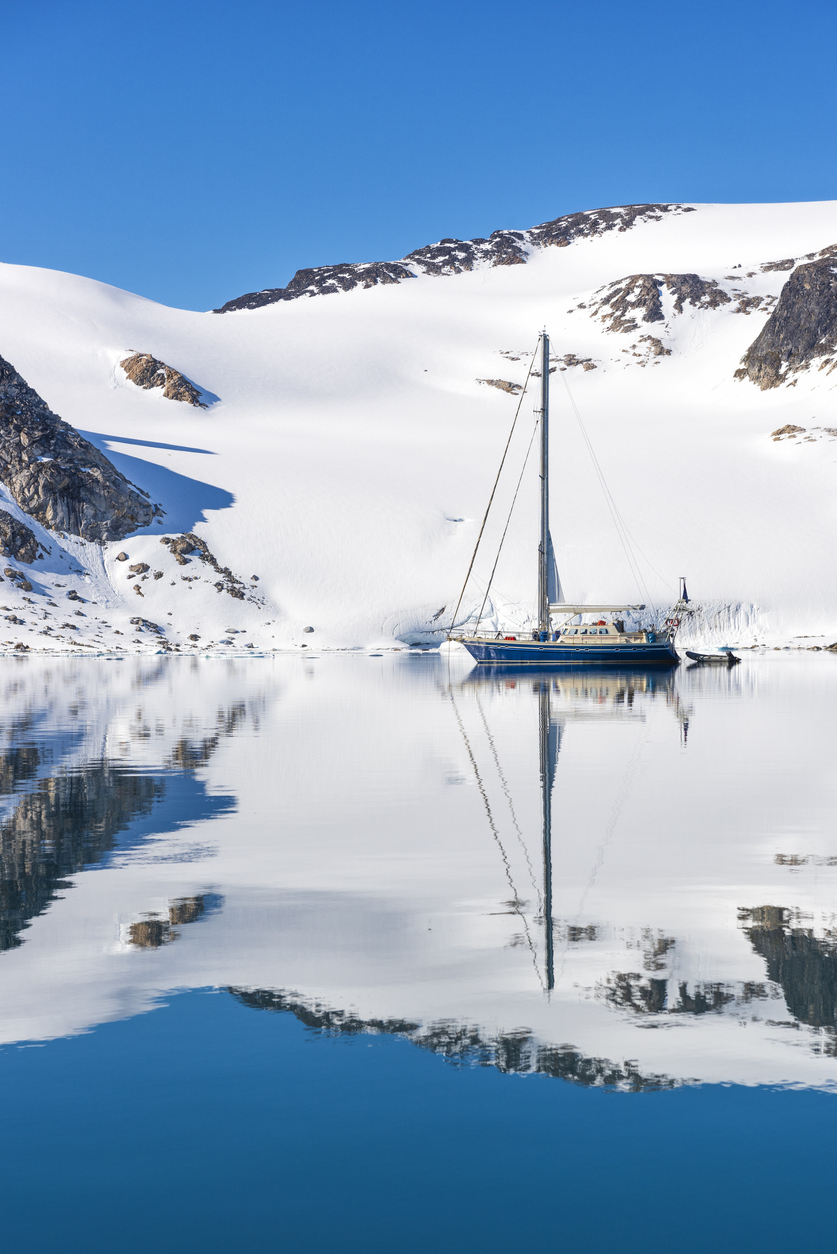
0,684,251,952
600,971,770,1016
0,762,235,952
0,744,41,796
0,766,165,951
743,906,837,1030
229,987,676,1092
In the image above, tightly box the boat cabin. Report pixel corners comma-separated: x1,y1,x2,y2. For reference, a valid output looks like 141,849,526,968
560,621,624,636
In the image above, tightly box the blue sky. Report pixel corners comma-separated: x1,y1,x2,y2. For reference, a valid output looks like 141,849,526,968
3,0,836,310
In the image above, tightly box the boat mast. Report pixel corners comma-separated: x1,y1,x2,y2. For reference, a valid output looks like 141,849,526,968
537,331,550,634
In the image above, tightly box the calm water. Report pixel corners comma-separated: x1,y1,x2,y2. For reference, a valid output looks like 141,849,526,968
0,653,836,1252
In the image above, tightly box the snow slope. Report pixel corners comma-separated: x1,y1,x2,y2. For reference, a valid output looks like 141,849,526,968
1,199,837,652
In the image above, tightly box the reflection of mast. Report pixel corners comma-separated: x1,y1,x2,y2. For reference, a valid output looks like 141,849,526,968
538,680,560,991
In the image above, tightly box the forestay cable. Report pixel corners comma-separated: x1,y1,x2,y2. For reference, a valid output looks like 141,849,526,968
448,343,539,634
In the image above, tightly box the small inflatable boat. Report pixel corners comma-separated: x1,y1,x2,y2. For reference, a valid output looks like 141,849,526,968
685,648,740,665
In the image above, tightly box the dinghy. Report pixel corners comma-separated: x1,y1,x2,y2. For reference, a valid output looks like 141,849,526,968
685,649,740,666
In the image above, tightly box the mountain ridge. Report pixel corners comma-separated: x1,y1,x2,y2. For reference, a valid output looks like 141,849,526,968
212,203,696,312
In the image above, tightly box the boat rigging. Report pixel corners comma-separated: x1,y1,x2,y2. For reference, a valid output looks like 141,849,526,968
450,331,681,666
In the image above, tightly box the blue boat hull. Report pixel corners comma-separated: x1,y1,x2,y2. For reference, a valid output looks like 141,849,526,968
459,639,679,666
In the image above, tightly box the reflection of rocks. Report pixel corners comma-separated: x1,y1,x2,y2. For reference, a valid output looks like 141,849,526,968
0,766,165,951
602,972,669,1014
229,987,676,1092
120,353,208,408
214,204,696,313
0,744,41,796
127,894,222,948
129,918,171,948
0,354,163,542
168,701,247,770
600,969,763,1016
742,905,837,1028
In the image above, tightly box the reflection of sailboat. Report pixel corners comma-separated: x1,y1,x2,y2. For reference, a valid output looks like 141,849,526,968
457,665,686,995
539,679,558,990
450,332,680,666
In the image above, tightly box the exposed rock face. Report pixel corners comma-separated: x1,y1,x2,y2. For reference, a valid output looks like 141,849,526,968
556,353,597,371
591,273,731,333
771,424,806,440
0,354,163,542
0,509,45,563
213,203,695,313
638,335,671,358
761,258,796,273
120,353,208,407
160,532,247,599
129,616,164,635
735,256,837,388
478,378,522,395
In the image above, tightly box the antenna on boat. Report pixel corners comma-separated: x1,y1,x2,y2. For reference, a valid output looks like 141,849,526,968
537,330,550,635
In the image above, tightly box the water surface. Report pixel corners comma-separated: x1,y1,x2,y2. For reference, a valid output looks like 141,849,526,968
0,653,835,1251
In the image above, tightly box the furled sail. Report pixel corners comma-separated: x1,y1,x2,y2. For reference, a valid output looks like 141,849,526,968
546,529,561,605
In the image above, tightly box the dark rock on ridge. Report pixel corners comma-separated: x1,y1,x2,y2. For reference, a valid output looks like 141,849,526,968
160,532,248,599
0,509,46,564
735,255,837,389
213,203,696,314
591,273,731,333
121,352,208,407
0,354,163,542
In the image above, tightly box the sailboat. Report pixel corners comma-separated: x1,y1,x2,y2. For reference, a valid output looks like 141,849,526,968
450,331,680,666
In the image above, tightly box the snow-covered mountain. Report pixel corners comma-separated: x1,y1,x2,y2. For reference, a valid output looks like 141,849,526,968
1,199,837,653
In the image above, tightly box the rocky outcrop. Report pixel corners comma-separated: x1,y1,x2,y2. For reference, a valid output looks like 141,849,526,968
0,509,46,563
129,616,165,635
478,378,522,394
735,256,837,388
556,353,597,371
0,354,163,542
213,204,696,313
591,273,731,333
160,532,247,599
120,353,208,407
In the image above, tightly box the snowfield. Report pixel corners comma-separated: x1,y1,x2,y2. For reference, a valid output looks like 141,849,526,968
1,199,837,653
